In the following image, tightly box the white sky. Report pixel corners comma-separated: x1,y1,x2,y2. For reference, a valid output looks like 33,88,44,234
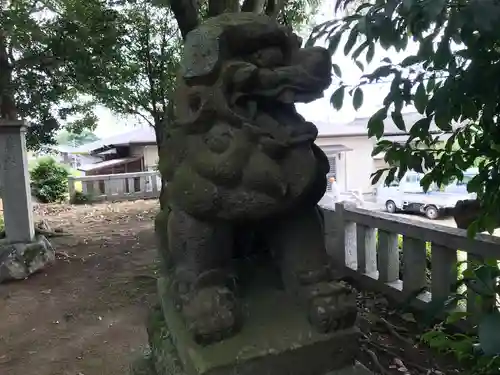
93,1,418,138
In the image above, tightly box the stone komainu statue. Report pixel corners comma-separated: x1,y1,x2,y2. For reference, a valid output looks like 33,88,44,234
156,12,356,345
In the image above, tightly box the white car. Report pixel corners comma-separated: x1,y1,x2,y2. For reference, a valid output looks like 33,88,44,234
443,167,478,196
377,171,475,220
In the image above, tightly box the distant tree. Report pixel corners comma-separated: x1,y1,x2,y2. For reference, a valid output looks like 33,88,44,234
56,129,99,146
0,0,124,149
74,0,181,148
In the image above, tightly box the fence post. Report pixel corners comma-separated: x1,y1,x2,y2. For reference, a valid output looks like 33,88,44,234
68,176,76,200
333,203,346,267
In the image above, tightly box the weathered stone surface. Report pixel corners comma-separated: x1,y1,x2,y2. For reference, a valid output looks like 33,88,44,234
152,276,360,375
0,235,55,283
155,11,356,345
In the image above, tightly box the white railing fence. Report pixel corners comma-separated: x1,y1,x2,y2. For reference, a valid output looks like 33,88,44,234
68,171,162,203
324,202,500,322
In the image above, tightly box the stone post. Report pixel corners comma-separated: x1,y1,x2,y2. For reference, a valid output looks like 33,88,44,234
0,120,35,243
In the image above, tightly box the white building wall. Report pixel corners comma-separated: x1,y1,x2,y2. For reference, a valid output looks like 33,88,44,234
316,136,381,194
142,145,159,170
130,145,159,170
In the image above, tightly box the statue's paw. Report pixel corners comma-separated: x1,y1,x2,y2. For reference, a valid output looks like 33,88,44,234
304,281,357,333
183,286,241,345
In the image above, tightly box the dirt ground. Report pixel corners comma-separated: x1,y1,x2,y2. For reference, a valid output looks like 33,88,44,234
0,199,465,375
0,199,160,375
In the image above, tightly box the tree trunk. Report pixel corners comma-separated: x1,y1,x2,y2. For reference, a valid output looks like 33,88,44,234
265,0,283,18
154,101,174,210
168,0,199,39
0,28,16,120
241,0,267,13
208,0,240,17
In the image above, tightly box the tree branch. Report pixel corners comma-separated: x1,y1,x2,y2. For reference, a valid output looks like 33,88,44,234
265,0,286,18
208,0,239,17
123,106,154,127
141,9,161,125
168,0,199,40
241,0,266,13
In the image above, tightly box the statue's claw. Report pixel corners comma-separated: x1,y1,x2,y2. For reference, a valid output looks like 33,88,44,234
301,280,358,333
182,286,242,345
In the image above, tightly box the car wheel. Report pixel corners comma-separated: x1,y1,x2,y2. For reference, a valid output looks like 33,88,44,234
425,205,439,220
386,200,397,213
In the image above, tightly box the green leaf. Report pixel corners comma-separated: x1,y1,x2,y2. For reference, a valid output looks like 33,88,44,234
434,107,453,131
367,108,387,139
371,168,386,185
327,32,342,56
366,42,375,63
332,63,342,78
478,312,500,356
344,27,359,56
391,111,406,131
418,36,434,59
400,55,422,67
352,41,370,60
446,311,471,324
414,83,428,114
434,39,452,69
426,77,436,92
364,65,394,81
355,60,364,71
331,86,345,110
352,87,363,110
423,0,446,19
371,141,392,157
409,117,432,139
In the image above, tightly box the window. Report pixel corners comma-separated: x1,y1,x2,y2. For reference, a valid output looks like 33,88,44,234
405,174,421,184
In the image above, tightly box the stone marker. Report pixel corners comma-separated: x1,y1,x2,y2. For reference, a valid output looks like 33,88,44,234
0,120,55,282
0,119,34,243
141,12,372,375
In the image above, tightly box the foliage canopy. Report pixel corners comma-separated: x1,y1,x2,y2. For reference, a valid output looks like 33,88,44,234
1,0,124,149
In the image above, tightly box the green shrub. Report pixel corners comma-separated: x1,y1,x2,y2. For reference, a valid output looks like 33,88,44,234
421,261,500,374
70,190,91,205
30,157,70,203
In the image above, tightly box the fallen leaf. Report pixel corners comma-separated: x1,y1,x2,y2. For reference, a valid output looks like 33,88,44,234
401,312,417,323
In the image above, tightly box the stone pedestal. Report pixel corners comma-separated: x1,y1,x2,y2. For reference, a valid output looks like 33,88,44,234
0,120,55,283
0,235,55,282
142,274,370,375
0,120,35,243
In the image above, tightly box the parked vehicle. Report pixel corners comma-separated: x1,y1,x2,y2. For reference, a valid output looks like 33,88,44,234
443,167,478,196
376,171,475,220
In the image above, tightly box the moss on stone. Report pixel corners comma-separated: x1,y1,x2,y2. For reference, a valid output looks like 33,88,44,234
147,304,185,375
154,210,171,273
241,149,286,197
156,276,359,375
168,166,220,216
130,351,157,375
